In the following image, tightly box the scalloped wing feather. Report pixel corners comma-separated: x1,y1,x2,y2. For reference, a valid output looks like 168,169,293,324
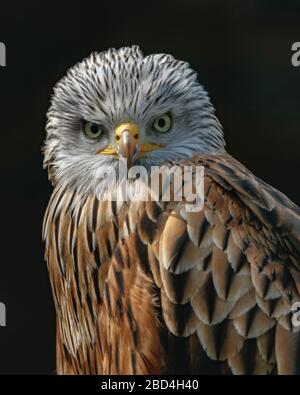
44,153,300,374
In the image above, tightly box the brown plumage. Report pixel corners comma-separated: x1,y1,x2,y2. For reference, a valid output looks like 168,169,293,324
43,153,300,375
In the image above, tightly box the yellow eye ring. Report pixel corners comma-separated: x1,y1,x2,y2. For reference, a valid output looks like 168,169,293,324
153,114,172,133
84,121,102,139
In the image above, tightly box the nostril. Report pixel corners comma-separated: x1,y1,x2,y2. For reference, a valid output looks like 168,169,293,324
117,129,139,141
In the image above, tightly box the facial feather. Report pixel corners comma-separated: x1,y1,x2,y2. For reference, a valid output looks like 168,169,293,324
44,46,225,195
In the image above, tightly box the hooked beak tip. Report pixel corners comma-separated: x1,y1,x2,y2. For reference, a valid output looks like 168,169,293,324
118,130,139,168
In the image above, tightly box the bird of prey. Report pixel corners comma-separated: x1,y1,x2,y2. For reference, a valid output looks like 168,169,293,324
43,46,300,375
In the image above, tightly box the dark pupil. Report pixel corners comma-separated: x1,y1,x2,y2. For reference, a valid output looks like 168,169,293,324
90,124,99,134
157,118,166,128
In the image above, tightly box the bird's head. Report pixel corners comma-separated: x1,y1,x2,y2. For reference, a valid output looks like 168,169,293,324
43,46,225,195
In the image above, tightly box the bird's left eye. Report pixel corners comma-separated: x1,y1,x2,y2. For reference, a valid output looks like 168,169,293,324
153,114,172,133
84,122,102,139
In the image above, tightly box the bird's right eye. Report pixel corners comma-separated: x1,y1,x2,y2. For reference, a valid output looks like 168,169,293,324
84,121,102,139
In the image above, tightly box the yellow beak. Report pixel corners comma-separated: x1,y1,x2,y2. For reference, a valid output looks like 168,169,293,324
116,122,139,168
97,122,163,167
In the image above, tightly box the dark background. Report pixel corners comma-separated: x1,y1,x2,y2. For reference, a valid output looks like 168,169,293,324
0,0,299,374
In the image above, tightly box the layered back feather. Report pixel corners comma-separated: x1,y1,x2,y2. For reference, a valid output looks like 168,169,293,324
43,153,300,375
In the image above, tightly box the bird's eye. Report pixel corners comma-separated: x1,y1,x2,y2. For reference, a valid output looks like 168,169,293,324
84,121,102,139
153,114,172,133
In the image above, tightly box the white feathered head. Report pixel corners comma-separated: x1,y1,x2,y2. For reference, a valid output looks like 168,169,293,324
44,46,225,194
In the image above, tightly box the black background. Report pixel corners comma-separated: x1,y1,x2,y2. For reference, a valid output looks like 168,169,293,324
0,0,299,374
